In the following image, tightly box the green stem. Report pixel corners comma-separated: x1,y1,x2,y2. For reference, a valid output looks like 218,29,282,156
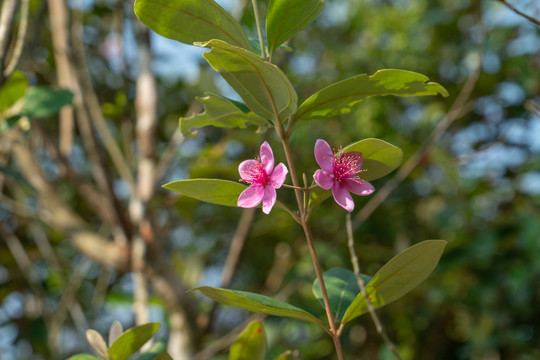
251,0,267,59
275,121,344,360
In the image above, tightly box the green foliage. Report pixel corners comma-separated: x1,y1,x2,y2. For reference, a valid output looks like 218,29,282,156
198,40,298,122
192,287,326,328
163,179,247,207
229,321,267,360
21,87,74,118
312,268,370,323
292,70,448,124
133,0,254,51
0,70,28,112
179,93,269,136
108,323,161,360
342,240,447,324
67,354,103,360
344,138,403,182
266,0,325,56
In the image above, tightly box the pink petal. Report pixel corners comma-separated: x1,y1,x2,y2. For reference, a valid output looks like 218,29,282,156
269,163,288,188
314,139,334,173
313,170,334,190
332,182,355,212
261,186,277,214
238,160,260,179
237,185,264,208
342,177,374,196
260,141,274,175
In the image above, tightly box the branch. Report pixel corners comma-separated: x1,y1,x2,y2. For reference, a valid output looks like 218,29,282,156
0,0,18,85
12,141,130,270
3,0,29,78
498,0,540,27
345,214,403,360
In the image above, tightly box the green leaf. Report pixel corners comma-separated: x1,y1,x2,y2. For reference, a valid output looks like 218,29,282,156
192,287,326,328
153,354,173,360
273,351,292,360
312,268,371,323
180,94,269,137
293,69,449,123
266,0,325,56
138,338,168,360
0,70,28,113
108,323,161,360
341,240,447,324
21,87,73,118
134,0,253,51
163,179,247,207
67,354,103,360
198,40,298,122
229,321,267,360
343,138,403,182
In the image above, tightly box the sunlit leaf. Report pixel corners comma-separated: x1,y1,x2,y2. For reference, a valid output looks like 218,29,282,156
22,87,73,118
108,323,161,360
312,268,371,322
134,0,253,51
0,71,28,113
163,179,247,207
193,287,326,328
179,94,269,137
67,354,103,360
86,329,110,360
198,40,298,122
293,69,448,123
273,351,292,360
266,0,325,55
342,240,447,324
344,138,403,181
229,321,267,360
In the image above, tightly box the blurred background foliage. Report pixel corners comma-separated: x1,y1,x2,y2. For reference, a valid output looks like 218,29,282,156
0,0,539,359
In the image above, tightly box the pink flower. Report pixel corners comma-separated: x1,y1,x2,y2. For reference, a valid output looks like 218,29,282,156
238,141,288,214
313,139,374,212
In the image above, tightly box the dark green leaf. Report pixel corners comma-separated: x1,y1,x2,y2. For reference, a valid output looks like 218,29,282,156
134,0,253,50
192,287,326,328
312,268,371,322
22,87,73,118
198,40,298,122
343,138,403,182
179,94,269,137
293,69,449,123
138,338,168,360
108,323,161,360
229,321,267,360
0,70,28,113
342,240,447,324
266,0,325,56
163,179,247,207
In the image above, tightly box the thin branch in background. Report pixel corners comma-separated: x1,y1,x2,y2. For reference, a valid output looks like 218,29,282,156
497,0,540,27
46,0,75,156
345,214,404,360
3,0,29,78
353,47,483,231
0,0,18,85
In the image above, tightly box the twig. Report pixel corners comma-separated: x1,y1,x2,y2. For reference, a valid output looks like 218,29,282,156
3,0,29,78
251,0,267,59
0,0,18,85
345,214,403,360
497,0,540,27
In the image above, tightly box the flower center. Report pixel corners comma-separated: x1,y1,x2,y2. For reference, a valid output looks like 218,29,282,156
332,152,362,182
241,160,269,186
